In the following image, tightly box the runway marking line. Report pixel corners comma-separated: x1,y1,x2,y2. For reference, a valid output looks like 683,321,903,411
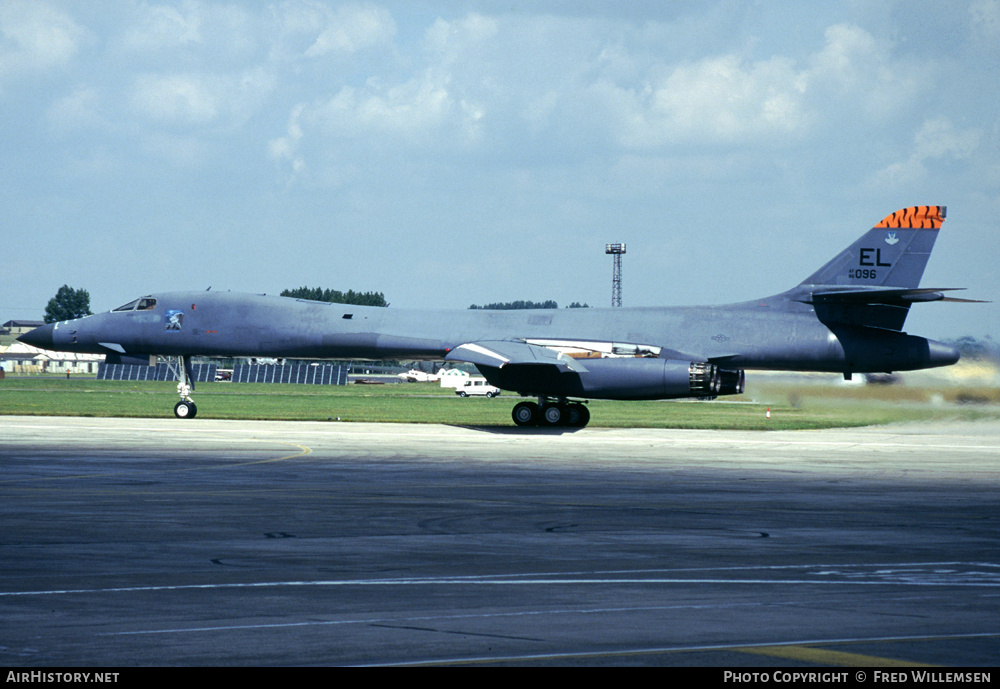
734,644,936,667
0,440,312,482
358,632,1000,667
216,443,312,467
5,561,1000,598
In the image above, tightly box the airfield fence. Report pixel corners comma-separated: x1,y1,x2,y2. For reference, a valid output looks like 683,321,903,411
230,363,348,385
97,362,348,385
98,363,217,383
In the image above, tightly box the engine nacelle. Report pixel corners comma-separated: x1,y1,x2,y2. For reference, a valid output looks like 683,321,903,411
716,367,746,396
480,357,745,401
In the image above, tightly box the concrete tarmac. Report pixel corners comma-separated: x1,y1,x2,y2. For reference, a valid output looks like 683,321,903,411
1,416,998,667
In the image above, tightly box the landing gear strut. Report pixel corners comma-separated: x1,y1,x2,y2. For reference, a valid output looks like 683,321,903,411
171,356,197,419
511,397,590,428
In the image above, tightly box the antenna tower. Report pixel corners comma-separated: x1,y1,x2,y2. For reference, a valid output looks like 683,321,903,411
605,243,626,307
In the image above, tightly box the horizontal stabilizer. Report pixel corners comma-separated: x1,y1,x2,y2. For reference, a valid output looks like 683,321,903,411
807,287,987,305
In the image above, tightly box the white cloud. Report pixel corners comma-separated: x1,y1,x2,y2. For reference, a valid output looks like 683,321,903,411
140,131,211,168
132,73,220,124
306,2,395,56
0,0,89,84
130,67,275,126
609,54,807,148
46,84,104,132
268,102,307,180
969,0,1000,39
913,117,981,160
280,10,817,163
805,24,880,92
117,1,256,63
268,0,395,60
269,66,485,183
423,13,498,63
121,2,202,51
873,118,982,186
319,74,452,138
803,23,923,121
90,7,956,189
590,22,933,151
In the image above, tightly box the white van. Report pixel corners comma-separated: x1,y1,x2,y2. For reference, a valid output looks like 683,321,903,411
455,377,501,397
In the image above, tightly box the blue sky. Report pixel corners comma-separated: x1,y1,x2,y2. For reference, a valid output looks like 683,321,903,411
2,0,997,340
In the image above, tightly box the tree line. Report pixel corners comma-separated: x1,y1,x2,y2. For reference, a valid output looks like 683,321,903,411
469,300,589,310
280,287,388,307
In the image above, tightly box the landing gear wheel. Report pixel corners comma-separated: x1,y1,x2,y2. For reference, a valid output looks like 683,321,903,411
512,401,539,426
566,403,590,427
174,401,197,419
541,403,566,426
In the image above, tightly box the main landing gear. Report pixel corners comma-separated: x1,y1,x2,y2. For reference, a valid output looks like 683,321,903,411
171,355,197,419
511,397,590,428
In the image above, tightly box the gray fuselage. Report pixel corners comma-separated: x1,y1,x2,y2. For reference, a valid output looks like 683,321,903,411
36,289,958,376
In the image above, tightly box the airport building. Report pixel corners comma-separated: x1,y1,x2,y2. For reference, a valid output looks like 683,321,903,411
0,340,103,375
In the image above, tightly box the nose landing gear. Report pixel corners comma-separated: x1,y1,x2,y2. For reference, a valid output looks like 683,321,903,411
174,400,197,418
171,356,197,419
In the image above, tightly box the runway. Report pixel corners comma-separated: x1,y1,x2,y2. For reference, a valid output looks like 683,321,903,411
1,416,998,666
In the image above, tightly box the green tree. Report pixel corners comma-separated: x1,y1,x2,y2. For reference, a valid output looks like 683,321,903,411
468,300,559,310
281,286,388,307
44,285,93,323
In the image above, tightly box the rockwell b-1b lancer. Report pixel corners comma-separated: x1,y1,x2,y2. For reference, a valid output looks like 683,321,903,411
21,206,977,426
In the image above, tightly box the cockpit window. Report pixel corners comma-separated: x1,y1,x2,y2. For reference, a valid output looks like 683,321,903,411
112,297,156,312
113,299,140,312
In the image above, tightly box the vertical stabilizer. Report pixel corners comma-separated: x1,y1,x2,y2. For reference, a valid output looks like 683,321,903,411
802,205,945,289
798,206,946,331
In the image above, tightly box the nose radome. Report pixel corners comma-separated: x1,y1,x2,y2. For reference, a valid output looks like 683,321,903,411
17,323,55,350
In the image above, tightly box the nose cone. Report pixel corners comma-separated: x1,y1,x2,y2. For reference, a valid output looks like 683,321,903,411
17,323,55,350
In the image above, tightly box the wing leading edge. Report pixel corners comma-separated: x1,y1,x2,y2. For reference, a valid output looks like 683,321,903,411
445,340,588,373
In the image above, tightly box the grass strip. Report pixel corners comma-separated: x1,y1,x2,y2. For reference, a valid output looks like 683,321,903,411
2,377,997,429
